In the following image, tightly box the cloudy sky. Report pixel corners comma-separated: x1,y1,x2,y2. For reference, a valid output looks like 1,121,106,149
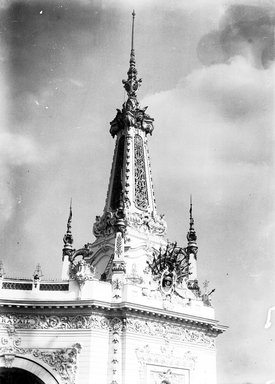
0,0,274,383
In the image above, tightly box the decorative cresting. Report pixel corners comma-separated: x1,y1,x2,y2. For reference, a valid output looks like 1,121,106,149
134,134,149,210
0,326,81,384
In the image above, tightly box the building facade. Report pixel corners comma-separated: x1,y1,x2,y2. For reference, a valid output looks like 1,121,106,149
0,12,226,384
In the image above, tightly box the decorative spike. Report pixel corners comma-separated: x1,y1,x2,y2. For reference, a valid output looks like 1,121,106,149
68,198,72,233
187,195,197,245
130,10,135,62
63,200,74,253
189,195,194,229
122,11,142,101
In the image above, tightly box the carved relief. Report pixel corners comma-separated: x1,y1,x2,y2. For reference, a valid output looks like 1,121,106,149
136,344,196,384
134,134,149,210
0,328,81,383
109,102,154,137
93,211,116,238
32,345,81,384
150,368,187,384
125,211,167,235
112,278,123,300
69,259,96,289
0,314,215,349
114,232,123,259
0,314,110,331
126,318,215,348
126,263,143,285
108,318,123,384
147,242,196,305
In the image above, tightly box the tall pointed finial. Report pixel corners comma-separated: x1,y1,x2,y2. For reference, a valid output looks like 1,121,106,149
189,195,194,229
67,198,72,233
131,10,135,56
63,199,74,254
122,10,142,100
187,195,197,245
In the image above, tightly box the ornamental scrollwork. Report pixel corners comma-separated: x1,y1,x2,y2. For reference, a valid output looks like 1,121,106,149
0,314,110,331
126,318,215,349
32,344,81,384
0,329,81,383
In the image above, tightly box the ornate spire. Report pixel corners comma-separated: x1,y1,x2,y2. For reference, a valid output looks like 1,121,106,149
94,11,165,240
63,199,74,256
187,195,197,244
122,10,142,100
110,11,154,138
186,195,198,262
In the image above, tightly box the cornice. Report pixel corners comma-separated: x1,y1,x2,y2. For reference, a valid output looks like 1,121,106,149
0,299,227,334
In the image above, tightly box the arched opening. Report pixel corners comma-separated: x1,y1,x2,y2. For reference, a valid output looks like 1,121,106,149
0,367,45,384
0,356,59,384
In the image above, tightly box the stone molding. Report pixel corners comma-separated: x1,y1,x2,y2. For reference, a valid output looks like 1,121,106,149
0,327,81,383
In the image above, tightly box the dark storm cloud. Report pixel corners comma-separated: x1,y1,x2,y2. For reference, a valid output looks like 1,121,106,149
197,4,275,68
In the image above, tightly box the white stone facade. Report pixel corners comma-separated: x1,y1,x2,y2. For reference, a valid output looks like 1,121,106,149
0,12,227,384
0,276,226,384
